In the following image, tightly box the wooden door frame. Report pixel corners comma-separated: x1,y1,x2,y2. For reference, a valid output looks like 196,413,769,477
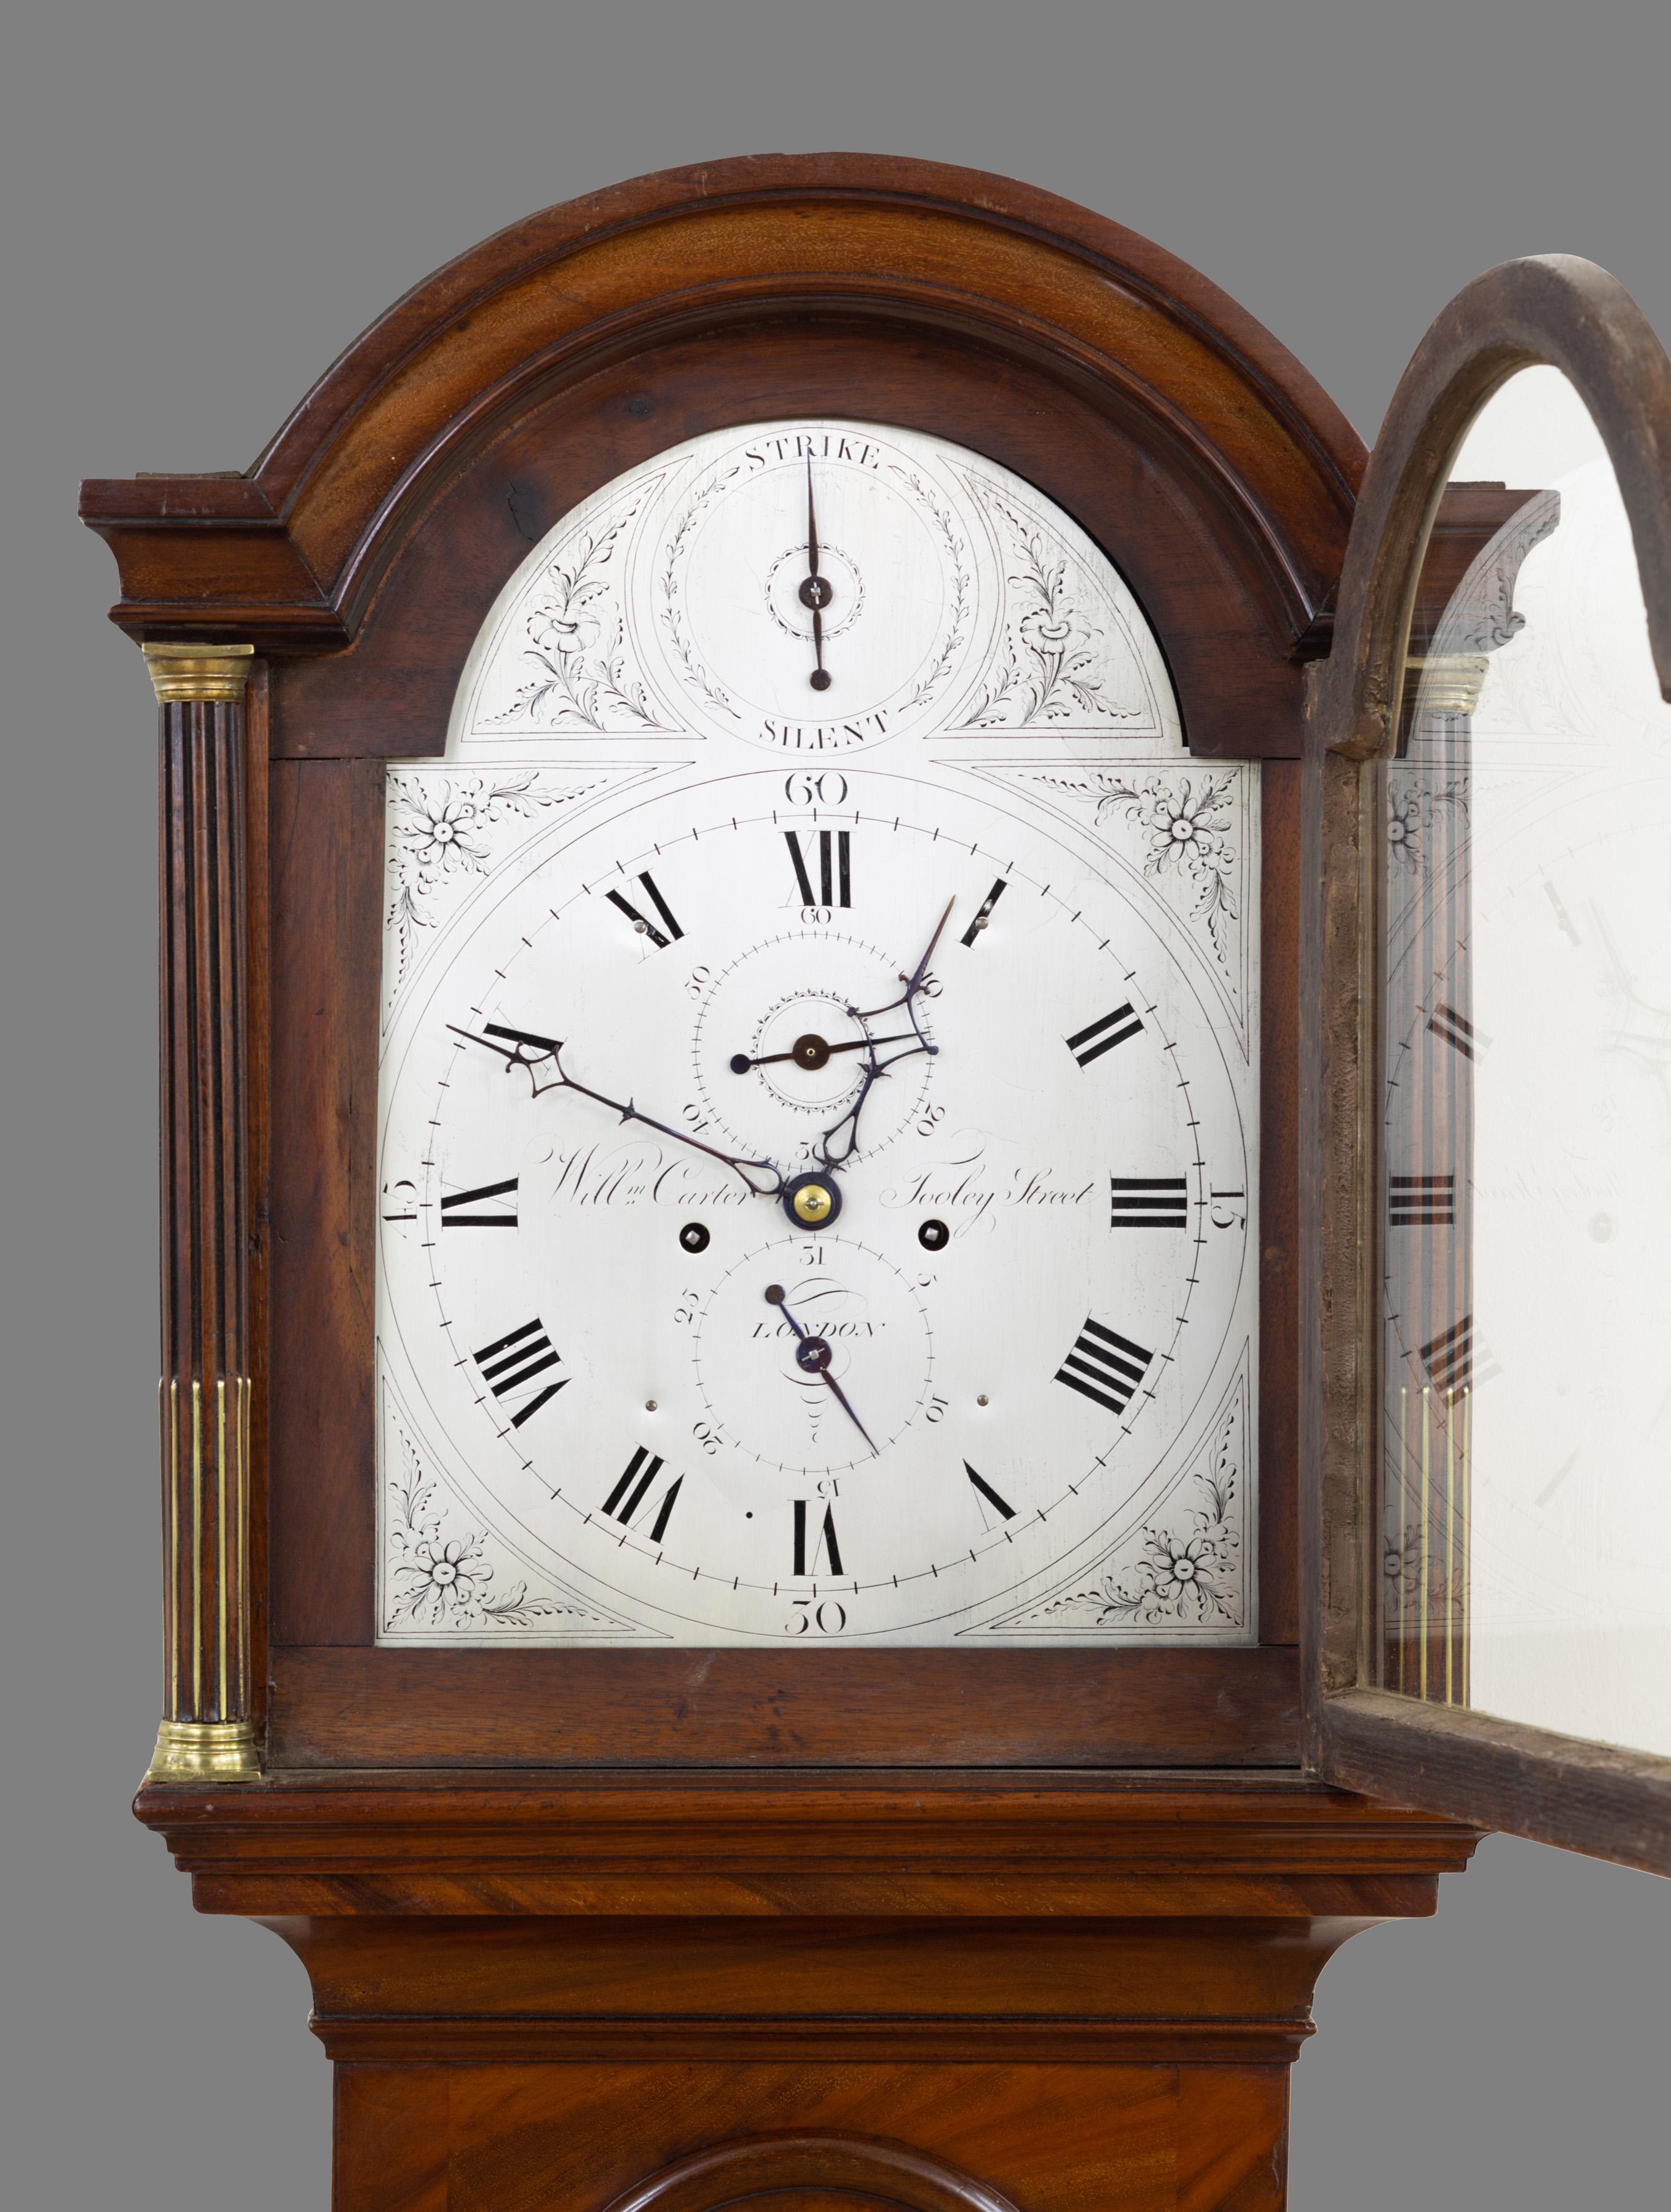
1302,253,1671,1873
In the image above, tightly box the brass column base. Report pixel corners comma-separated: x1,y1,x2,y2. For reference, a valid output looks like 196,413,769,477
146,1719,262,1784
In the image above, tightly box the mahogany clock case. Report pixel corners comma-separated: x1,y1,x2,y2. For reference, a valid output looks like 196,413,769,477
106,152,1671,2212
83,155,1365,1773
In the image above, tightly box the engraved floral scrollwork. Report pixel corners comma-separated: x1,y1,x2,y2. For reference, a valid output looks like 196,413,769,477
659,465,743,720
383,769,605,1017
1028,771,1241,973
889,463,972,713
1386,780,1468,877
955,485,1146,729
384,1415,611,1633
1441,487,1561,658
489,498,671,731
981,1363,1250,1634
1383,1523,1450,1608
1039,1442,1242,1628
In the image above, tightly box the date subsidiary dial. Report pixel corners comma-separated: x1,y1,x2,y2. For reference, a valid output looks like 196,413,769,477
692,1237,934,1475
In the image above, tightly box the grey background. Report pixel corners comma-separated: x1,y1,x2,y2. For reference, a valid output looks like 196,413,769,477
4,3,1668,2206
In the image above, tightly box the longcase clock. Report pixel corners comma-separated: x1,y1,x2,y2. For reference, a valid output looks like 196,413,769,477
82,159,1671,2212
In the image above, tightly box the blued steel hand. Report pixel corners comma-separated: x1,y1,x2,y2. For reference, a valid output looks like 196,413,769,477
765,1282,877,1454
800,455,833,692
450,1021,788,1200
812,896,954,1173
732,1030,916,1072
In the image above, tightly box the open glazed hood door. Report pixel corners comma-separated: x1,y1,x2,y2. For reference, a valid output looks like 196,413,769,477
1302,253,1671,1876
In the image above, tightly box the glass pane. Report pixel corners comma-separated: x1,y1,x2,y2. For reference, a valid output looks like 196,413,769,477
1378,365,1671,1755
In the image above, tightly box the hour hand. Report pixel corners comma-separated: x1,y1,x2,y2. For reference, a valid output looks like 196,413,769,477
800,455,833,693
449,1022,787,1199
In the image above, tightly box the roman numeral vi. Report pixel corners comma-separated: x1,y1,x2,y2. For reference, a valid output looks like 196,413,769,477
792,1499,844,1577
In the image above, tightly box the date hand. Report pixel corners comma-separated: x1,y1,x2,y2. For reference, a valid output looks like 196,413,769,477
450,1022,788,1201
800,455,834,693
765,1282,877,1454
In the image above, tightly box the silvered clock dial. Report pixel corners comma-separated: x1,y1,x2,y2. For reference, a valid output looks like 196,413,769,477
375,420,1260,1645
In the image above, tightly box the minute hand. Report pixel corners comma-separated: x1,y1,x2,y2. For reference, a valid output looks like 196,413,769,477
814,896,953,1173
450,1022,787,1199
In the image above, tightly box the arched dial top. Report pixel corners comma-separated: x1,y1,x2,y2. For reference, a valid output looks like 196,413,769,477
449,419,1182,756
379,417,1260,1646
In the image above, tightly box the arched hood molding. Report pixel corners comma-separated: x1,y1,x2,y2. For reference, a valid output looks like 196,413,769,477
81,154,1362,668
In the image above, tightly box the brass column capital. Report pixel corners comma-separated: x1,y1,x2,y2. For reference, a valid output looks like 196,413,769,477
141,641,255,704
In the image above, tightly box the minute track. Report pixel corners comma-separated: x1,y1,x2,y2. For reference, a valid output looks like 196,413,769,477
390,759,1252,1643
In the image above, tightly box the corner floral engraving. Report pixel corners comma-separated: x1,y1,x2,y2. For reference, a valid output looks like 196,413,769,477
385,1421,608,1631
978,1359,1251,1636
487,497,671,732
1040,1432,1241,1629
1023,769,1243,978
954,484,1147,729
383,769,606,1020
382,1405,639,1635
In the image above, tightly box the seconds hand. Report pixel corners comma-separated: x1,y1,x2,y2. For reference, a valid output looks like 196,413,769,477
800,455,833,692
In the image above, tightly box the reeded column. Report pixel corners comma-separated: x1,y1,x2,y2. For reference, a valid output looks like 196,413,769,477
143,643,261,1783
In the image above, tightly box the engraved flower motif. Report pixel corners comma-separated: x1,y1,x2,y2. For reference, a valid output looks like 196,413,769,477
388,1526,492,1627
404,791,489,874
1087,1510,1237,1626
1027,1413,1244,1633
1018,603,1089,657
412,1535,487,1608
1143,1530,1219,1604
530,605,602,659
1386,782,1467,878
1128,780,1234,879
1387,790,1423,871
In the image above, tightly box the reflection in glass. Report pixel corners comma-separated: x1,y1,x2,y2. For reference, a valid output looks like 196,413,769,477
1379,366,1671,1756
